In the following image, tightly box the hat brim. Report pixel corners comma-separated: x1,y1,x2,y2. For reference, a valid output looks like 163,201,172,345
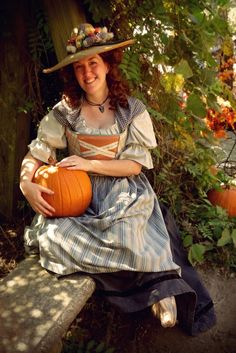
43,39,135,73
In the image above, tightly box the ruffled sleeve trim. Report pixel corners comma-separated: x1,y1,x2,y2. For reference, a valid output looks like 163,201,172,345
28,110,67,163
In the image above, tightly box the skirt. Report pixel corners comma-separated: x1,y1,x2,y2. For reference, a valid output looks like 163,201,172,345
88,204,216,336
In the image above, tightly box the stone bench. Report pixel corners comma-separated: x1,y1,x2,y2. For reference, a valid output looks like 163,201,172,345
0,255,96,353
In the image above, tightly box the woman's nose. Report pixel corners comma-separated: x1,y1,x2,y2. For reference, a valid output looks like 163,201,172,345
83,64,91,76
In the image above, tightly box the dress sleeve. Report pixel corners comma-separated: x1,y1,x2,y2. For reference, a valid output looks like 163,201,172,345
118,110,157,169
28,110,67,163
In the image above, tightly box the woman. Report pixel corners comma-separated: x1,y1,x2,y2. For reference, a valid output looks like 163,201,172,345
20,23,216,335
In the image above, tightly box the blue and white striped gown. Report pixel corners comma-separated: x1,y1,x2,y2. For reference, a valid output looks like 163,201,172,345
24,97,180,276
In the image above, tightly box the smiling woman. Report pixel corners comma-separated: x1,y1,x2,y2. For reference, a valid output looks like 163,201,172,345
73,55,109,99
20,23,216,336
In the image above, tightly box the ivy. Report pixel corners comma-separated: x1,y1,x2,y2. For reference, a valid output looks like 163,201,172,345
174,59,193,79
186,93,207,118
82,0,113,23
188,243,206,265
27,5,53,63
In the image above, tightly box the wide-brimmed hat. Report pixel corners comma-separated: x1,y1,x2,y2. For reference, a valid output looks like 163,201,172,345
43,23,135,73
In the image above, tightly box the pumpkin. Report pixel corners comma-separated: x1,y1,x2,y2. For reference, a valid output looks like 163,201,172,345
33,165,92,217
207,185,236,217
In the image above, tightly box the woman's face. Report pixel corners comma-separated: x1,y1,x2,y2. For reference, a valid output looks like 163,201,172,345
73,54,109,97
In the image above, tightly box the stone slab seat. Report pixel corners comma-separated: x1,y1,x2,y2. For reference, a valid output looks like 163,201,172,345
0,255,96,353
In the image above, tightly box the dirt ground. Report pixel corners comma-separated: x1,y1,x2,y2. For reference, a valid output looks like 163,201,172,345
1,221,236,353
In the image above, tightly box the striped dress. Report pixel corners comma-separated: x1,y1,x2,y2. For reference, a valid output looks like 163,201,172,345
24,96,216,335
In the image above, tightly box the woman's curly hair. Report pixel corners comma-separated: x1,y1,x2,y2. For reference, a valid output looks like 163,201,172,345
60,48,130,110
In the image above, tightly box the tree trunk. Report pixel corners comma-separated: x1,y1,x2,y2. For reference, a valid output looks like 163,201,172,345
42,0,86,61
0,0,30,221
0,0,86,221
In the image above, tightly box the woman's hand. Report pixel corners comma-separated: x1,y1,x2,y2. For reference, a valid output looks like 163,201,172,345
20,180,55,217
56,155,91,171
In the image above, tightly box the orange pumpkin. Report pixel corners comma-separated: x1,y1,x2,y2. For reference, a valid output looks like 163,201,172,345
207,186,236,217
33,165,92,217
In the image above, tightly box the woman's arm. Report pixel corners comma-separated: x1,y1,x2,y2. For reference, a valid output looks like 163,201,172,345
20,151,43,184
20,152,56,217
57,155,142,176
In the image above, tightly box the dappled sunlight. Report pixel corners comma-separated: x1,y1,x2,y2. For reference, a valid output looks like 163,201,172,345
0,256,95,352
53,291,71,306
38,286,51,293
20,156,40,181
30,309,43,318
7,277,28,288
16,342,27,352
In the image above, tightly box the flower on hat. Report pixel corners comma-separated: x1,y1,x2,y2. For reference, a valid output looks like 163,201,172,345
66,23,114,54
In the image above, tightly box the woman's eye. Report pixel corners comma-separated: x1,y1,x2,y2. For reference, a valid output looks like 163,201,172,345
74,65,82,71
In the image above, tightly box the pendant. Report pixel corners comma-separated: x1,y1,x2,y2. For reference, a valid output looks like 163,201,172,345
99,105,105,113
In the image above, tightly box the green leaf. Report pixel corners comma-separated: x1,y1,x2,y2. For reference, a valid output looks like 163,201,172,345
217,228,231,247
186,93,207,118
183,234,193,247
231,229,236,248
174,59,193,79
204,242,214,251
83,0,112,22
95,342,106,353
104,348,115,353
202,69,218,86
86,340,96,351
188,244,206,264
148,108,171,123
191,9,205,24
206,93,220,111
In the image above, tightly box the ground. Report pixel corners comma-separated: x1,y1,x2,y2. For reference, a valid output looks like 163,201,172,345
1,220,235,353
62,266,236,353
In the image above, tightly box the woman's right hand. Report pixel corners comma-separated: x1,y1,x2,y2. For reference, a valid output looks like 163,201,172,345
20,180,55,217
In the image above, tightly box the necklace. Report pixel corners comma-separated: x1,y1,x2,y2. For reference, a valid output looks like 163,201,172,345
84,95,109,113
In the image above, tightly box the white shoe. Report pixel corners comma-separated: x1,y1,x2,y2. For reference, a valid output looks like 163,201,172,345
152,296,177,328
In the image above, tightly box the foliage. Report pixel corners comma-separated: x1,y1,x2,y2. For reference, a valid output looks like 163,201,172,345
83,0,236,267
18,0,60,125
62,337,115,353
27,4,54,63
62,330,115,353
181,198,236,267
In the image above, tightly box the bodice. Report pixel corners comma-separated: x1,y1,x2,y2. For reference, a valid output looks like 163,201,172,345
66,127,127,160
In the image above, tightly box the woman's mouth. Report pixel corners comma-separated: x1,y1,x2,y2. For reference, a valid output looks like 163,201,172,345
84,78,96,85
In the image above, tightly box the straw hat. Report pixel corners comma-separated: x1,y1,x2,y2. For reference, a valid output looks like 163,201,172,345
43,23,135,73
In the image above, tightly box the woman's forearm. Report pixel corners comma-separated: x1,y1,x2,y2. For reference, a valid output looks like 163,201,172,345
89,159,142,176
20,152,43,184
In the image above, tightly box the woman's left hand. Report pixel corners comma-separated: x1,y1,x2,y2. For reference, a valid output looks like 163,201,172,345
56,155,91,171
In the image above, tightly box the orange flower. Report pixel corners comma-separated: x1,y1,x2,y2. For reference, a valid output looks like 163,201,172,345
214,129,227,138
205,105,236,137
